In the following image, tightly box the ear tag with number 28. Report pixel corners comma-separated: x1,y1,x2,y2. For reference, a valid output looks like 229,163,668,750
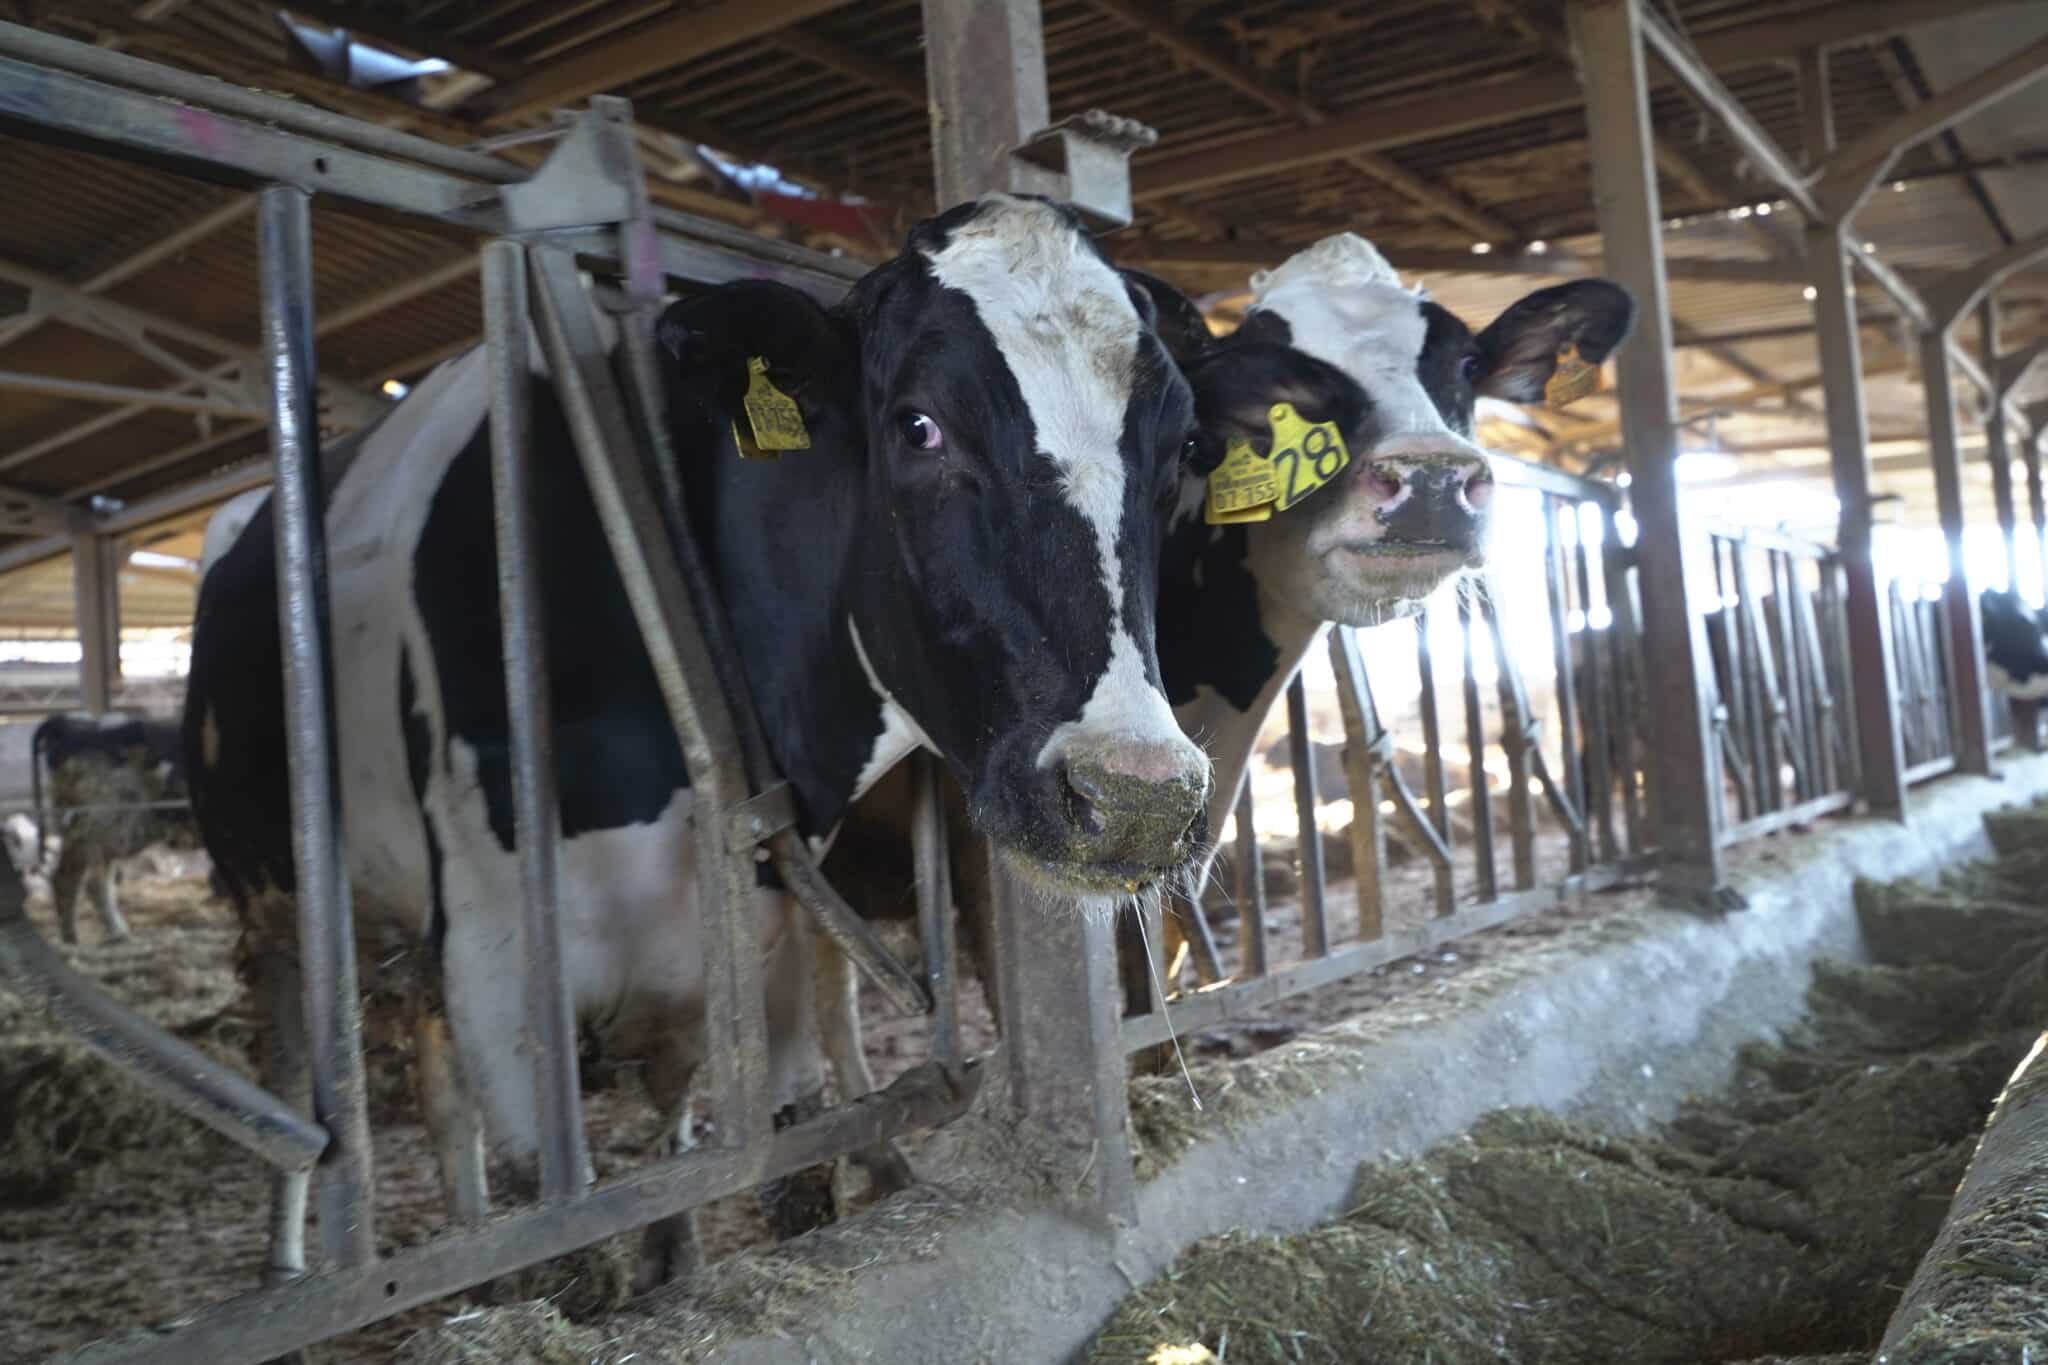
731,355,810,460
1204,402,1351,525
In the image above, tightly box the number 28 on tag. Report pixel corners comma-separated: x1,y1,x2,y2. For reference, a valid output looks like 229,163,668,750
1204,402,1350,525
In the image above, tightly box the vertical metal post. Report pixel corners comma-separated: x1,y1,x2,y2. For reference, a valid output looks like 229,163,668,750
1919,328,1993,775
1328,628,1385,942
926,0,1133,1221
2027,430,2048,601
1458,585,1497,901
1982,303,2021,589
259,184,374,1265
70,532,119,713
1232,785,1268,977
1570,0,1725,897
1285,674,1330,956
482,240,590,1203
1413,609,1453,870
910,752,961,1070
1543,497,1588,871
920,0,1061,210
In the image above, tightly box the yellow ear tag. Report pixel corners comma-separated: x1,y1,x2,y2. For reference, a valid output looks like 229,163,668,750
1545,342,1600,409
1266,401,1350,513
740,355,810,455
1205,437,1280,525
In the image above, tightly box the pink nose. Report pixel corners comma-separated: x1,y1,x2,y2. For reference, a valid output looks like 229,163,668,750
1366,448,1492,549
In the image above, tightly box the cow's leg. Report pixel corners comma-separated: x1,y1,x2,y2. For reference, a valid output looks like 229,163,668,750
247,937,312,1288
811,934,913,1202
756,904,838,1239
634,1031,704,1293
91,863,130,942
50,839,88,945
414,1006,488,1227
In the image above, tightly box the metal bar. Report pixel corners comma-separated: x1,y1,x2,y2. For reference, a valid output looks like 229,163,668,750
1571,0,1724,898
69,533,118,714
1231,785,1268,977
1809,222,1908,813
0,21,523,184
920,0,1058,210
259,184,375,1266
67,1060,975,1365
481,240,589,1204
910,751,961,1069
1456,588,1496,901
0,856,327,1172
1285,673,1330,955
1717,789,1855,847
1483,592,1538,890
524,245,771,1148
1122,863,1635,1051
1579,522,1620,858
0,369,266,417
1731,544,1783,811
1920,328,1994,775
1413,609,1455,913
1771,553,1815,801
1328,628,1385,942
1984,304,2022,589
1543,496,1588,871
1491,452,1624,506
1905,753,1958,786
1171,892,1226,987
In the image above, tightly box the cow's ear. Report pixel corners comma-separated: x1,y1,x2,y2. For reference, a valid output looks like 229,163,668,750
1472,280,1635,403
657,281,854,416
1121,269,1214,372
1185,338,1362,472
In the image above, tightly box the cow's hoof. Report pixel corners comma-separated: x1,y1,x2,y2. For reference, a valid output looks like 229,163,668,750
486,1237,634,1320
853,1140,915,1202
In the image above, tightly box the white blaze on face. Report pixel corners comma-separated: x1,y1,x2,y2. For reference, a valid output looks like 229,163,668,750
1248,233,1471,444
921,196,1198,775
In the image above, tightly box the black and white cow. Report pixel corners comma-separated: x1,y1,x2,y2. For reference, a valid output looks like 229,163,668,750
1982,587,2048,748
813,234,1634,1114
183,195,1214,1285
29,710,193,944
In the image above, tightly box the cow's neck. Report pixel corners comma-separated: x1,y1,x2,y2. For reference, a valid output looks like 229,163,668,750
1170,579,1329,891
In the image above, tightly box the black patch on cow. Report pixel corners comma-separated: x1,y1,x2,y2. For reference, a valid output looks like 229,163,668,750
1156,515,1277,712
409,381,692,849
397,647,450,962
1417,300,1483,438
1981,589,2048,694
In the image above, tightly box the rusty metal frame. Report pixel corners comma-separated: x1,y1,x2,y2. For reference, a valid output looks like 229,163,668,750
0,28,973,1364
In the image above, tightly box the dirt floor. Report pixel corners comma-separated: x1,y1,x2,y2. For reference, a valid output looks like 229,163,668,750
1084,799,2048,1365
0,801,1634,1363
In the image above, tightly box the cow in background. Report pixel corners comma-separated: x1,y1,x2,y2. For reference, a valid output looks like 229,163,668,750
1982,588,2048,749
30,711,195,943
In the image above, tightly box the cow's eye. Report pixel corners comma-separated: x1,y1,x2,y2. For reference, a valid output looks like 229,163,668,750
898,411,944,451
1458,354,1480,384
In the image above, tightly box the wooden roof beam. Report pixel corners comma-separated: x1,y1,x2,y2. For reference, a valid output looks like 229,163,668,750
1130,0,2034,200
474,0,857,123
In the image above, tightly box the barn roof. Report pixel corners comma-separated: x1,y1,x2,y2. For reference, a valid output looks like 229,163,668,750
0,0,2045,627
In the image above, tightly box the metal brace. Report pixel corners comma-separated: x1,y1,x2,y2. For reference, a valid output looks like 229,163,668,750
499,98,643,235
725,782,799,855
1015,109,1159,231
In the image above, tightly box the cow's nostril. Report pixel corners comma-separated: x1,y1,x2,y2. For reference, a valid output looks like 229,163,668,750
1465,473,1493,509
1370,463,1403,501
1062,765,1108,837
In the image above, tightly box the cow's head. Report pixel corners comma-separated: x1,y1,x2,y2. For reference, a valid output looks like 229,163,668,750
1182,234,1634,624
1981,588,2048,699
660,196,1210,897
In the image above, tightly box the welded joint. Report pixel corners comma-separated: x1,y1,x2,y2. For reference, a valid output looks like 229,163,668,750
724,782,798,855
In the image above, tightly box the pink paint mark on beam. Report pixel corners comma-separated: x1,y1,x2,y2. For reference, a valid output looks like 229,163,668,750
174,106,228,158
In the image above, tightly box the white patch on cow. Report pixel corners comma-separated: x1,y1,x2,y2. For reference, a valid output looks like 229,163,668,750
1250,234,1456,446
1989,660,2048,700
847,621,932,799
922,195,1199,779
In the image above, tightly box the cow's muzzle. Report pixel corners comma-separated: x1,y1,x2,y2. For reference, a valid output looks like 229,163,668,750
1367,443,1492,554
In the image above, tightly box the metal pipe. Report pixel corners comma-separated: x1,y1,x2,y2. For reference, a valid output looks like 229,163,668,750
910,751,961,1069
1232,785,1267,978
1285,673,1329,956
0,854,327,1172
0,20,523,185
483,240,590,1204
259,184,376,1266
0,370,266,417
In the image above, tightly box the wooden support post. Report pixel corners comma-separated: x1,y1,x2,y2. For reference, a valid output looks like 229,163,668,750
1569,0,1727,904
925,0,1136,1225
1808,224,1908,814
1982,302,2020,589
69,532,119,714
1920,327,1994,775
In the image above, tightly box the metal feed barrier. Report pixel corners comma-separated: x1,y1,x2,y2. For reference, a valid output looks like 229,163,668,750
1699,522,1861,847
1121,458,1657,1050
0,26,986,1364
